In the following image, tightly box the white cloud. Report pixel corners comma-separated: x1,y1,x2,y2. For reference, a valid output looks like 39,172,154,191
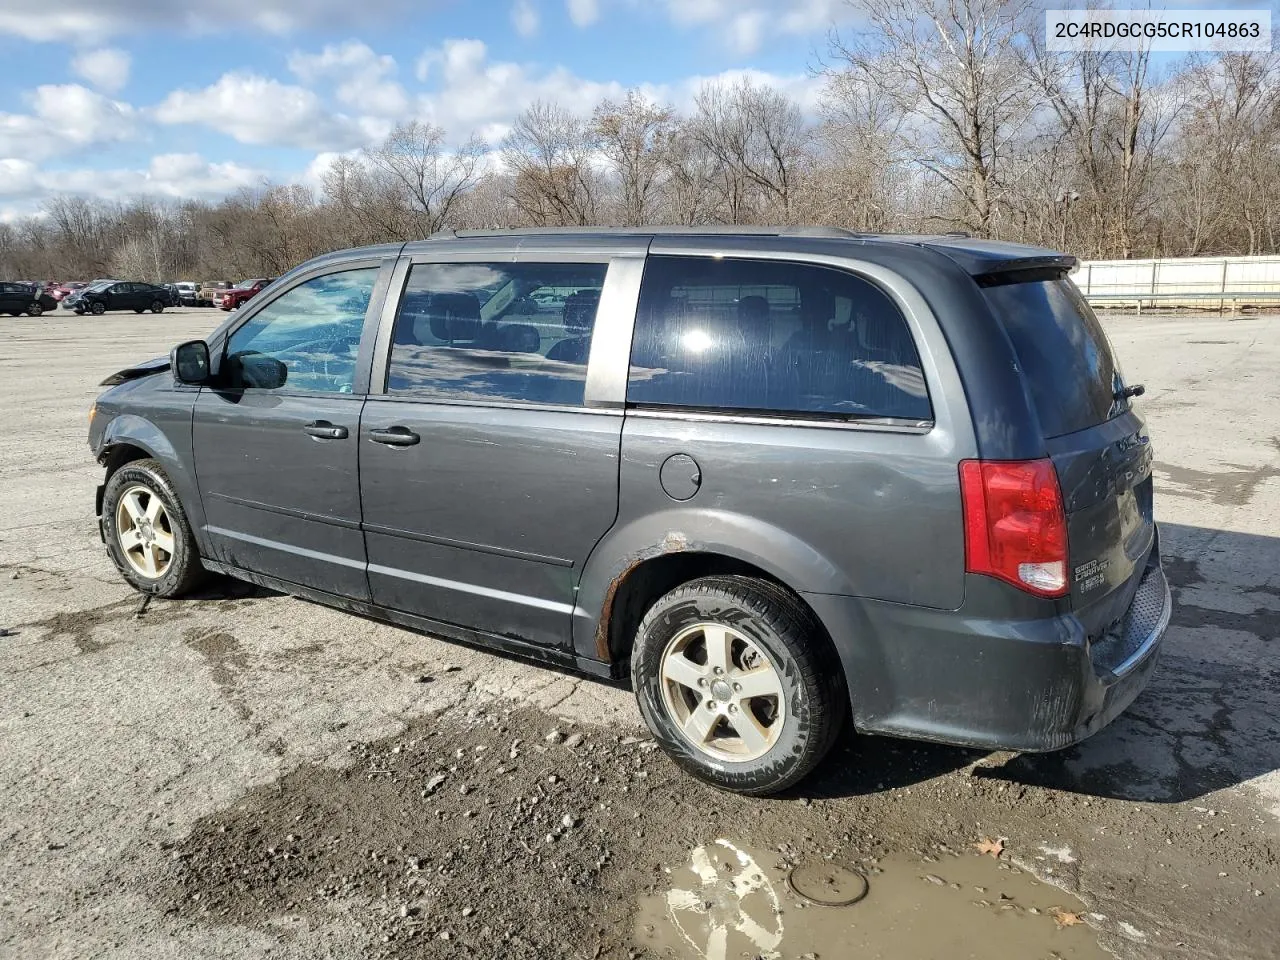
512,0,539,37
71,48,131,95
408,39,823,148
415,38,626,139
726,11,767,55
658,0,850,54
154,72,371,150
289,41,410,118
566,0,599,27
0,153,263,208
0,84,137,162
0,0,415,41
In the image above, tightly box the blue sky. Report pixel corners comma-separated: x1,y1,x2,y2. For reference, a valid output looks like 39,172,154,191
0,0,1273,221
0,0,846,220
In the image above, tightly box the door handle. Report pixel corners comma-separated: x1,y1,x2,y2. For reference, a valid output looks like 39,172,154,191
368,426,420,447
304,420,348,440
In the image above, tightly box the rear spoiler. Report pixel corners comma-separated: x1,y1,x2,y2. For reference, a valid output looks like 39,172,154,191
915,237,1078,286
972,259,1078,288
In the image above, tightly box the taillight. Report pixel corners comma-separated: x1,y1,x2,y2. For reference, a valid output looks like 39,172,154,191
959,458,1068,598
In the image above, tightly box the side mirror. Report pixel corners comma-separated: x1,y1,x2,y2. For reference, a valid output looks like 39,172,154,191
171,340,210,384
226,351,289,390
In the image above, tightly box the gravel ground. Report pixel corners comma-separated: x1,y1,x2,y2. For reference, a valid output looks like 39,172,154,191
1,307,1279,959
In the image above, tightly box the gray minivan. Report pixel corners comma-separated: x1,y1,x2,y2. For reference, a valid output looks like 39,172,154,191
88,227,1170,795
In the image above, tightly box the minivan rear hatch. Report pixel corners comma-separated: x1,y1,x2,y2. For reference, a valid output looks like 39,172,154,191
982,273,1156,639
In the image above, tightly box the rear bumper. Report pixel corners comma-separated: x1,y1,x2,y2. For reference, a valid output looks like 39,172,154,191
805,539,1171,753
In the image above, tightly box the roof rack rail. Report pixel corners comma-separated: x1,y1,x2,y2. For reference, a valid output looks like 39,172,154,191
427,225,868,240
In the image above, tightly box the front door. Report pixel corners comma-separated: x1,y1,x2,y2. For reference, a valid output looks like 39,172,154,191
193,264,385,599
360,258,626,647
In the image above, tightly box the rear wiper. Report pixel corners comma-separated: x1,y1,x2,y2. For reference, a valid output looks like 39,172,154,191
1115,383,1145,400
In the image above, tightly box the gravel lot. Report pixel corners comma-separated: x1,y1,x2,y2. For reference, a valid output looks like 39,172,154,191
2,306,1278,959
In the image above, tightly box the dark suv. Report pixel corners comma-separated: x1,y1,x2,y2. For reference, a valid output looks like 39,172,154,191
88,227,1169,795
67,280,170,315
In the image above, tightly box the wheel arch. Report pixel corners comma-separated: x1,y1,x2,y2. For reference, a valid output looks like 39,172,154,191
573,509,853,676
97,414,209,554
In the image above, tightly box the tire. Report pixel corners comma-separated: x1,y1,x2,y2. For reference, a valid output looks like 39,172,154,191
150,300,164,313
27,302,43,317
90,302,105,316
101,458,206,598
631,575,846,796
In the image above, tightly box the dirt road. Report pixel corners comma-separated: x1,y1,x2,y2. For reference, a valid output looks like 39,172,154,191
2,309,1278,959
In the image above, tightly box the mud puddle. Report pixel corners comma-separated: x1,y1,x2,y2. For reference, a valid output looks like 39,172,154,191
635,840,1109,960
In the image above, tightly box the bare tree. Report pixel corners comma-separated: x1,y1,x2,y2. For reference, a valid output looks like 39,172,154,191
363,121,487,238
691,78,811,223
827,0,1037,235
592,91,678,225
502,101,602,225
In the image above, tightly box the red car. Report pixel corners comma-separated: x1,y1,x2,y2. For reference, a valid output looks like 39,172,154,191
218,278,275,311
51,282,87,302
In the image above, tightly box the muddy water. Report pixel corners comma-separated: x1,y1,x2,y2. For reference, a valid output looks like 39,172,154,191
634,840,1110,960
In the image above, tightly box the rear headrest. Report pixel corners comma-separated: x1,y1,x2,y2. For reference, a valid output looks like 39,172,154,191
563,289,601,335
500,324,541,354
738,295,769,326
800,287,835,325
427,292,481,341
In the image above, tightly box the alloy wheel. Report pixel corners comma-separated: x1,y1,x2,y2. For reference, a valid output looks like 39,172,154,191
114,484,176,579
659,622,786,762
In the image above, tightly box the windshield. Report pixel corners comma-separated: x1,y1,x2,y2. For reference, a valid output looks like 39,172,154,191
983,275,1126,438
83,281,113,292
234,280,261,290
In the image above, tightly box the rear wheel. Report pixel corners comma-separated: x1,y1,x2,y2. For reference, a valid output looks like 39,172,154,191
102,459,205,597
631,575,846,796
90,302,105,316
26,302,43,317
150,300,165,313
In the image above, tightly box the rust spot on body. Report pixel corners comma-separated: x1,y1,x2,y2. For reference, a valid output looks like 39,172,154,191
593,532,690,662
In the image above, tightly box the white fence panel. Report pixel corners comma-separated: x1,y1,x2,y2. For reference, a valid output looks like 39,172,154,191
1077,255,1280,299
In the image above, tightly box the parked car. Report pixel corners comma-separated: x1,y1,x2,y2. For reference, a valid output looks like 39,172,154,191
51,282,87,302
0,281,57,316
218,278,275,311
174,282,201,307
199,281,230,308
160,284,182,307
87,227,1168,795
65,280,170,315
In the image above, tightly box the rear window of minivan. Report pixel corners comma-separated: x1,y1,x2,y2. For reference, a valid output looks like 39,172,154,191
983,276,1124,438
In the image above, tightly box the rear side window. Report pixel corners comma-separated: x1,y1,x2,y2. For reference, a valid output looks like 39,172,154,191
627,256,931,421
386,262,606,406
983,277,1123,438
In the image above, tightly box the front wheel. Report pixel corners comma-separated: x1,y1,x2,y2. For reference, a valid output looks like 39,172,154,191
90,302,105,316
150,300,165,313
631,575,846,796
102,459,206,597
27,302,43,317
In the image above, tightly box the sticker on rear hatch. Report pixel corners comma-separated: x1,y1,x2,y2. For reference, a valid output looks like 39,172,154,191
1074,558,1111,592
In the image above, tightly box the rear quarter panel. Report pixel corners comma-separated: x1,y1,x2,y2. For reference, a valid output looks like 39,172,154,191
574,248,980,663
